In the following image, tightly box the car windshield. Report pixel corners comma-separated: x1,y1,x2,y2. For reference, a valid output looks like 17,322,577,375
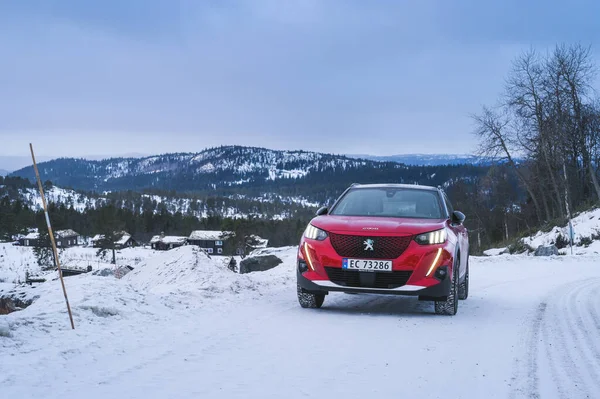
330,187,444,219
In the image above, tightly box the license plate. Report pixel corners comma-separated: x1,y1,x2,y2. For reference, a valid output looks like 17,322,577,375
342,259,392,272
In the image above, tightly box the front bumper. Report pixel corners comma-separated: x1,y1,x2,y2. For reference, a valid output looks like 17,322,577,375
297,268,451,298
298,235,455,299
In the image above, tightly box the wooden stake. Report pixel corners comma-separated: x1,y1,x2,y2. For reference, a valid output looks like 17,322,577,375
29,143,75,330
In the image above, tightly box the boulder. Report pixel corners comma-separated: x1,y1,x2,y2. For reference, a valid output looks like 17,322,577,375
239,255,282,274
534,245,559,256
0,295,34,315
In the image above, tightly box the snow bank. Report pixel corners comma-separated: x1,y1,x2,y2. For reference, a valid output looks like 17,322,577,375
0,317,10,337
124,246,297,306
1,274,161,340
522,208,600,252
1,245,299,341
125,246,233,294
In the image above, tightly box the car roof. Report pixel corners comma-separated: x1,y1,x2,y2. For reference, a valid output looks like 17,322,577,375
349,183,440,192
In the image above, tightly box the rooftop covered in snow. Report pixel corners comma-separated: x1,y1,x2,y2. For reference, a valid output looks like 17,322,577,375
22,229,79,240
188,230,234,241
150,235,188,245
55,229,79,238
92,232,132,244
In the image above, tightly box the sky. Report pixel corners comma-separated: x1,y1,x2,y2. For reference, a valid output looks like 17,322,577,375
1,0,599,164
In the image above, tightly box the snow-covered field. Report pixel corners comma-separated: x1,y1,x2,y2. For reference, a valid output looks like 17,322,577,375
1,244,600,399
0,244,159,284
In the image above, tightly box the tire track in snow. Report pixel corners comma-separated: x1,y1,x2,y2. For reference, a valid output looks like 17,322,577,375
509,301,547,399
511,278,600,399
542,282,588,399
92,298,300,385
562,282,600,387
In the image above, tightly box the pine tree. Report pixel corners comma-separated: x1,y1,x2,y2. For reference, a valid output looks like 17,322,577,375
95,205,125,265
33,225,56,269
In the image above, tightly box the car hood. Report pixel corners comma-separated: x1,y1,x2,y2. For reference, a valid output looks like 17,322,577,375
311,215,447,236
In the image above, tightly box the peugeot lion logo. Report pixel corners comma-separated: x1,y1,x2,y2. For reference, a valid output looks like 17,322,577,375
363,239,375,251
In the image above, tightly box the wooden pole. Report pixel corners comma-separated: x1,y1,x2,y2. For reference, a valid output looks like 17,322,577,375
29,143,75,330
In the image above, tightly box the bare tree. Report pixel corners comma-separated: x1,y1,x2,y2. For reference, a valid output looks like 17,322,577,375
585,101,600,201
473,106,543,223
474,43,600,242
505,49,564,219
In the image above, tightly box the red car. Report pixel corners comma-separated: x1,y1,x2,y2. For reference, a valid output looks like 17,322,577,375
297,183,469,315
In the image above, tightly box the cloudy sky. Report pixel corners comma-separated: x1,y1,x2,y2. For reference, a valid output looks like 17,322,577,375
1,0,598,162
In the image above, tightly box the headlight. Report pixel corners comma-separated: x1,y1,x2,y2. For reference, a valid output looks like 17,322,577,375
415,228,447,245
304,224,328,241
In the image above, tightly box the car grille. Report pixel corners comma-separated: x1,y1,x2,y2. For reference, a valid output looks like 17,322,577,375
328,233,412,259
325,267,413,289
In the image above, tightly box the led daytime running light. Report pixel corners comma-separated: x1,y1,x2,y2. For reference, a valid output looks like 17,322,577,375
304,242,316,271
426,248,443,277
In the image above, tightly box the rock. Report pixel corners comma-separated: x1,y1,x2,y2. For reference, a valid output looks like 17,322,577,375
93,268,115,277
0,296,34,315
93,266,133,278
239,255,282,274
534,245,559,256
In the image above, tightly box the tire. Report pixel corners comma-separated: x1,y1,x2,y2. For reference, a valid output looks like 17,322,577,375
458,257,469,300
434,259,459,316
297,283,325,308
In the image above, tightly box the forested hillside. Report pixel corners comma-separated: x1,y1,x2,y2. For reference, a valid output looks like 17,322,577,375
10,146,489,204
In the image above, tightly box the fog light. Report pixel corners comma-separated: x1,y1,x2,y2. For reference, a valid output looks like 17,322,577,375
298,260,309,273
434,266,448,280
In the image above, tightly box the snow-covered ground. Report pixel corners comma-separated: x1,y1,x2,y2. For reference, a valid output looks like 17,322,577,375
1,245,600,399
483,208,600,257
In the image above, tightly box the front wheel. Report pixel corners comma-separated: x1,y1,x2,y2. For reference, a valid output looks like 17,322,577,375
434,261,459,316
458,257,469,300
297,283,325,308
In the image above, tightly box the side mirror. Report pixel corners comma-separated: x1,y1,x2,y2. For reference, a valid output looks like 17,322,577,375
451,210,466,225
316,207,329,216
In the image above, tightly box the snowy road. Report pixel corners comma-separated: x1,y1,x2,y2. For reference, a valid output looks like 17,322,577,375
2,249,600,399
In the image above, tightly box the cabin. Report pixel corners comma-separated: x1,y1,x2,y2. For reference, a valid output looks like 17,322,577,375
150,234,188,251
188,230,234,255
91,232,137,249
54,230,80,248
115,233,137,249
19,232,40,247
19,229,80,248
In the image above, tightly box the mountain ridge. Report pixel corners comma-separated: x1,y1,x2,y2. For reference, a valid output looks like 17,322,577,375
347,153,486,166
10,145,489,206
